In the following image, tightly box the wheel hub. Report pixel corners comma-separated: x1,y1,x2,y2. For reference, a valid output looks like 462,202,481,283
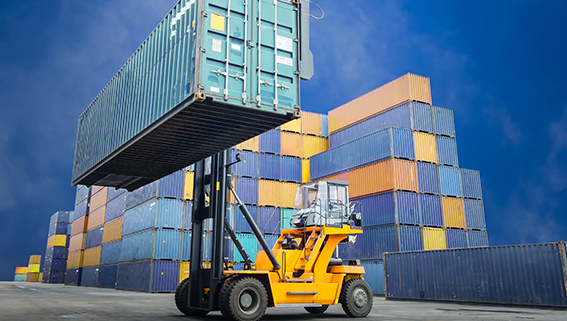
353,288,368,308
239,289,259,314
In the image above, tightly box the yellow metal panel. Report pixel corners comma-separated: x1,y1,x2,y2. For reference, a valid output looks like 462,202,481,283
179,262,190,284
281,118,301,133
409,73,432,106
184,171,194,200
442,197,465,229
301,135,329,158
259,180,281,206
210,13,225,32
270,282,339,305
281,182,299,208
53,234,67,247
281,131,301,157
414,132,437,163
301,159,310,183
301,111,322,136
83,246,101,267
28,264,40,273
67,251,84,269
236,136,259,152
423,227,447,250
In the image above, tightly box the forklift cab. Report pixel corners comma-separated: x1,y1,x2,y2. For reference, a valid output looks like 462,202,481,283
290,181,361,228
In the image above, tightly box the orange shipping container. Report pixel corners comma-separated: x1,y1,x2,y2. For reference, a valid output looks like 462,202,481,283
301,135,328,159
67,250,84,269
15,267,27,274
87,205,106,230
69,233,86,252
28,255,41,265
89,187,108,212
91,185,104,196
442,197,465,229
71,216,88,236
235,136,259,152
328,73,432,133
301,111,322,136
83,246,102,267
281,131,301,157
281,118,301,133
258,180,281,207
26,272,40,282
414,132,437,163
102,217,123,244
184,171,194,200
281,182,300,208
317,159,418,199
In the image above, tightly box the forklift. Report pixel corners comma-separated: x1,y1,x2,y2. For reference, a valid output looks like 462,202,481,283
175,150,373,321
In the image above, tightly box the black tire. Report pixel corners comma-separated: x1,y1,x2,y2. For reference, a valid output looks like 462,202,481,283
339,279,373,318
174,278,209,317
219,277,268,321
304,305,329,314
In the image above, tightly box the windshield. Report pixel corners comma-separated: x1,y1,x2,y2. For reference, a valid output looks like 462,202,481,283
294,182,319,209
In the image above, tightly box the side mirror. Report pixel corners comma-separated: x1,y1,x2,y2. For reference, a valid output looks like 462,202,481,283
235,153,243,162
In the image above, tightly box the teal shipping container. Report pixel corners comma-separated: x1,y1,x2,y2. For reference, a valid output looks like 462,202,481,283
72,0,313,191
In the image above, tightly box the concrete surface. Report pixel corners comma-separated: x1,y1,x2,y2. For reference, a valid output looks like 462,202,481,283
1,282,565,321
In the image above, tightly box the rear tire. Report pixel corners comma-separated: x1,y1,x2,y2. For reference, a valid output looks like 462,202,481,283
219,277,268,321
304,305,329,314
340,279,373,318
174,278,209,317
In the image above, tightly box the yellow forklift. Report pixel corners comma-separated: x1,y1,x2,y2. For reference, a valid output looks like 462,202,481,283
175,151,372,321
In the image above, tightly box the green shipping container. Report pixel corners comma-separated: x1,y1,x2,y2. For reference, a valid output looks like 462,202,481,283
14,274,27,282
72,0,312,191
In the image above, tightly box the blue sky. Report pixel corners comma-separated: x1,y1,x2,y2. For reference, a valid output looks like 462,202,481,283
0,0,566,281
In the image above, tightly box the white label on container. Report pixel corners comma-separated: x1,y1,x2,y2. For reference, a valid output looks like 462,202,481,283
212,39,222,53
276,55,293,66
231,43,241,51
210,86,220,93
276,35,293,52
170,29,177,38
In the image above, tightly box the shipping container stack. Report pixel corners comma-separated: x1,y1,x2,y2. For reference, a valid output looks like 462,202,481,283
66,185,91,286
305,73,489,295
14,267,28,282
26,255,42,282
43,211,72,283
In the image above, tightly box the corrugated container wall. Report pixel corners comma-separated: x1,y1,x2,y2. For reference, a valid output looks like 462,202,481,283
301,111,322,136
419,194,443,228
361,261,385,295
329,73,431,134
422,227,446,250
280,131,301,157
461,169,482,199
441,197,465,229
356,192,420,227
339,225,422,260
259,129,281,154
433,106,455,137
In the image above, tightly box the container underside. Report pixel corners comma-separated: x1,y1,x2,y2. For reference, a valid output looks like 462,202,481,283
72,95,298,191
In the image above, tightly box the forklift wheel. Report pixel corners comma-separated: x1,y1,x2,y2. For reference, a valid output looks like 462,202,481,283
219,277,268,321
174,278,209,317
339,279,373,318
304,305,329,314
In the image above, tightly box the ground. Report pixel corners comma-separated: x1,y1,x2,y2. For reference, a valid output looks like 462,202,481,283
0,282,565,321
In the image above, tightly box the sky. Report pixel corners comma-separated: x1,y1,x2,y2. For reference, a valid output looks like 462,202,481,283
0,0,566,281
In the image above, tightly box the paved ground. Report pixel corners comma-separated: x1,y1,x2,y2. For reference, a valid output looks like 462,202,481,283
1,282,565,321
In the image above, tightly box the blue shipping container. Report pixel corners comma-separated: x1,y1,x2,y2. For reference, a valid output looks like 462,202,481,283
235,177,258,205
259,153,281,180
105,194,126,223
45,246,68,260
361,260,385,295
181,230,191,261
116,261,151,292
384,242,567,307
417,162,440,195
107,187,127,202
85,227,104,249
436,136,458,167
73,199,88,220
151,261,179,293
182,201,193,230
44,258,66,272
231,150,258,178
464,199,486,230
259,129,281,154
50,211,71,225
234,233,258,262
467,230,489,247
75,186,90,206
122,198,183,236
339,225,423,260
259,206,281,234
100,240,122,265
48,222,69,237
98,264,118,289
120,229,181,262
446,228,468,248
329,102,434,148
81,266,99,287
281,156,302,183
311,127,414,180
65,268,82,286
433,106,455,137
321,114,329,137
461,169,482,199
439,165,462,197
233,205,258,233
419,194,443,228
356,192,420,227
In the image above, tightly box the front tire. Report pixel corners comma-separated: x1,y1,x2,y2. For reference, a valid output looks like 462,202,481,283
340,279,373,318
174,278,209,317
304,305,329,314
219,277,268,321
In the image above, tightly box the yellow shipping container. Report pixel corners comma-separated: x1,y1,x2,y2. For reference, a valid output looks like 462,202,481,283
67,251,84,269
281,118,301,133
281,182,299,208
179,262,190,284
28,264,40,273
442,197,465,229
236,136,259,152
89,187,108,212
184,171,194,200
301,111,322,136
83,246,101,267
69,233,86,252
87,205,106,230
414,132,437,163
329,73,432,133
259,180,281,207
301,159,310,183
423,227,447,250
301,135,328,158
102,217,123,244
281,131,301,157
46,234,67,248
28,255,41,265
